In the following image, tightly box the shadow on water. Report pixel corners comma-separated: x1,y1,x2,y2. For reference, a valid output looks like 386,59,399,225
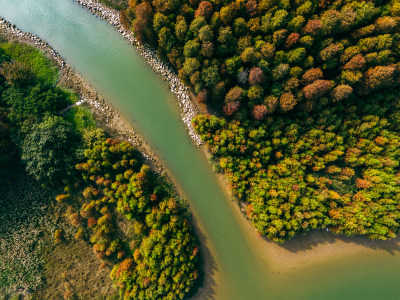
277,230,400,255
185,215,218,300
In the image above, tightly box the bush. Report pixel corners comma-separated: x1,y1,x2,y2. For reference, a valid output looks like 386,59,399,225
21,116,80,183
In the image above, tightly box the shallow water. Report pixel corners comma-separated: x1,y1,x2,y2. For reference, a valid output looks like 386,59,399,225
1,1,400,299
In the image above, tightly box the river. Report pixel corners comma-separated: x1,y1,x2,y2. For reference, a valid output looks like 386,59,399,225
1,1,400,299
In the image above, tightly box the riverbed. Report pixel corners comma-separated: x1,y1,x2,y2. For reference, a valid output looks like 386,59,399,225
2,0,400,299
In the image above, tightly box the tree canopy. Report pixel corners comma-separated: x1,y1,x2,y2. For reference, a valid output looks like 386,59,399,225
123,0,400,243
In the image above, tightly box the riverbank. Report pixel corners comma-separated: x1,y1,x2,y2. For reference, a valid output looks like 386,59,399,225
74,0,202,145
0,17,166,174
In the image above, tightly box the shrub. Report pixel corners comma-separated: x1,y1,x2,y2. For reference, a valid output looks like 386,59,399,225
21,116,80,183
0,60,35,87
197,89,208,103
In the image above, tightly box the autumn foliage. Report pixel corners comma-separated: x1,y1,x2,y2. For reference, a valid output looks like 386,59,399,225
127,0,400,117
59,139,200,299
127,0,400,245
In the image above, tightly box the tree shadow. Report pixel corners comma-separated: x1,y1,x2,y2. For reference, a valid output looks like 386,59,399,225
276,229,400,255
186,215,218,300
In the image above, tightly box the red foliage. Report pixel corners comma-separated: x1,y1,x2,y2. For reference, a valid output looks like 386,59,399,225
341,167,355,177
303,80,333,100
246,204,253,219
356,178,373,189
302,68,323,84
248,67,265,85
133,2,153,43
375,16,397,33
246,0,258,17
119,10,130,30
303,19,322,35
223,101,241,116
135,2,152,24
192,246,199,256
364,65,396,90
351,24,375,39
167,198,177,211
318,0,334,8
279,92,297,111
115,258,133,278
374,136,387,146
133,248,141,261
195,1,213,19
285,33,300,48
252,104,268,120
105,138,118,146
88,217,97,228
197,89,208,103
117,251,125,259
343,54,366,70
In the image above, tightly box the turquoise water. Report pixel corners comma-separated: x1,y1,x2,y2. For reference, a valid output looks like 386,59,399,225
2,1,400,299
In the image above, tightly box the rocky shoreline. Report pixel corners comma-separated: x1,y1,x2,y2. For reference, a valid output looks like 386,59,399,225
74,0,203,146
0,17,166,173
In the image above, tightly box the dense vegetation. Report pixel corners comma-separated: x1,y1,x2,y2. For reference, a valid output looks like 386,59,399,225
123,0,400,243
60,139,200,299
0,40,200,298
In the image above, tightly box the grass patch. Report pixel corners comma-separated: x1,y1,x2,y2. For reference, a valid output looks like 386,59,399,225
0,167,59,297
64,105,97,132
33,240,118,300
0,42,59,84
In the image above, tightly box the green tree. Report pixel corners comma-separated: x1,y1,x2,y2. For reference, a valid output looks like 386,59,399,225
21,115,80,183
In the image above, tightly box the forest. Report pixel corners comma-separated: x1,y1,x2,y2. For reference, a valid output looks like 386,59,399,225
0,40,200,299
123,0,400,242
